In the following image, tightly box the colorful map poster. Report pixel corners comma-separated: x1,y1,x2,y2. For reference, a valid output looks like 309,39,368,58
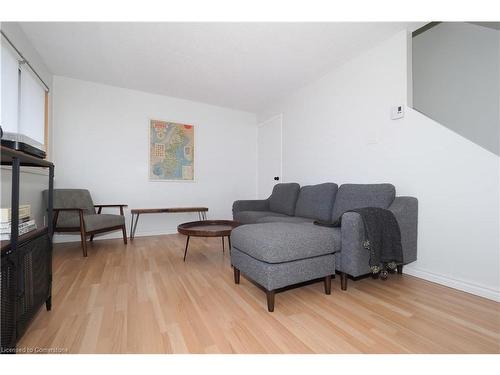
149,120,194,180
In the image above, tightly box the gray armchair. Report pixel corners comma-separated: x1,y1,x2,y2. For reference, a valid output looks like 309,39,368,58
43,189,127,257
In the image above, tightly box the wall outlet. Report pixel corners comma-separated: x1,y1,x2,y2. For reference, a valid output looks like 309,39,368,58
391,105,404,120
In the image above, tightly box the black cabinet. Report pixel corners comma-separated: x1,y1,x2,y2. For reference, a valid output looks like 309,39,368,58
0,146,54,353
1,253,17,350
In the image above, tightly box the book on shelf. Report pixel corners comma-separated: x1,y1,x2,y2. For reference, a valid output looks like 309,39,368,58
0,205,31,222
0,219,37,233
0,220,38,240
0,216,32,230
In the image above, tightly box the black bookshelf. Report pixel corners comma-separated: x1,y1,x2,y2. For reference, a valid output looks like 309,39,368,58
1,145,54,353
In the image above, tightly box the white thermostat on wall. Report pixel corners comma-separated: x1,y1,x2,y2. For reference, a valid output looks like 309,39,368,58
391,105,404,120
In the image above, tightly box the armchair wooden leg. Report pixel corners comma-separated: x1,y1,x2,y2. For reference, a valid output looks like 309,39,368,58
397,264,403,274
122,224,128,244
52,211,59,236
340,272,348,291
324,275,332,295
266,290,275,312
89,235,94,242
234,267,240,284
79,229,87,257
79,211,87,257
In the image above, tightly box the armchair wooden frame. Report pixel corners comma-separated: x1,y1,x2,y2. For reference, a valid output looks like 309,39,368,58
52,204,128,257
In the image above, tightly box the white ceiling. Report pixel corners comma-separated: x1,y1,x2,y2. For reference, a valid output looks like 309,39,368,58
20,22,414,112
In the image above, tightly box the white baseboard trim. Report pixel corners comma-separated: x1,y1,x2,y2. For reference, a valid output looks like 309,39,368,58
404,266,500,302
53,228,178,243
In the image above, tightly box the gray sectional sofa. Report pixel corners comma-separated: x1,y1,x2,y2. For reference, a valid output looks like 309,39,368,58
231,182,418,311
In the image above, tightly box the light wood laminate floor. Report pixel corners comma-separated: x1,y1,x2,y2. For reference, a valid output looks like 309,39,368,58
18,234,500,353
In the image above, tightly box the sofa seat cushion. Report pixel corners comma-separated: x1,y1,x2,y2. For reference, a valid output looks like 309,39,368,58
268,183,300,216
231,222,340,264
233,211,288,224
256,216,314,224
295,183,338,221
331,183,396,222
57,214,125,232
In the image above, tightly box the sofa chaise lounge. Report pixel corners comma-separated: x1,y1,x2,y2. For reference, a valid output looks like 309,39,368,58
230,182,418,311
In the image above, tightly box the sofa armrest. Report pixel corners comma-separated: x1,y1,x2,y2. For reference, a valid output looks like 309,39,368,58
388,196,418,264
232,199,269,214
338,212,371,277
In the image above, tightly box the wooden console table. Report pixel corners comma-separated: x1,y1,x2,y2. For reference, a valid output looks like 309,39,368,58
129,207,208,240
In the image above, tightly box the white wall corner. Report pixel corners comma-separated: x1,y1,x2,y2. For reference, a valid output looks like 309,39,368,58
406,30,413,108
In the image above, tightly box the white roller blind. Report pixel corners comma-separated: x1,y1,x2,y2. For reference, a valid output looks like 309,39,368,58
19,64,45,144
1,42,20,133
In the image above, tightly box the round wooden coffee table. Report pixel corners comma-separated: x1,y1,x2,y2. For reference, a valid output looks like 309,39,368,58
177,220,240,261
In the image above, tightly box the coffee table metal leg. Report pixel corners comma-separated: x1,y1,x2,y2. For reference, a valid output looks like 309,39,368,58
183,235,190,262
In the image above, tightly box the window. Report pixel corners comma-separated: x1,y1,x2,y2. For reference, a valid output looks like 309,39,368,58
1,42,20,133
19,64,46,144
1,38,48,152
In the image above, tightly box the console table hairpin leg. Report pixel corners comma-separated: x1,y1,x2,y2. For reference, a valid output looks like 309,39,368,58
129,207,209,240
130,213,140,240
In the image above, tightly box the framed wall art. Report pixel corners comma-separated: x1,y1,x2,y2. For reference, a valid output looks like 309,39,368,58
149,119,194,181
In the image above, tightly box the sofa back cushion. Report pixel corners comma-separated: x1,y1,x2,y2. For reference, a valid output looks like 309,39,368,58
331,183,395,222
295,183,338,221
268,183,300,216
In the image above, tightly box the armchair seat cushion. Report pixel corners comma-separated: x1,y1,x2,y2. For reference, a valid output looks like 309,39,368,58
231,222,340,264
57,214,125,232
84,214,125,232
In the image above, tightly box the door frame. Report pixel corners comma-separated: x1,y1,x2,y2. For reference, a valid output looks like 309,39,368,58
257,113,283,198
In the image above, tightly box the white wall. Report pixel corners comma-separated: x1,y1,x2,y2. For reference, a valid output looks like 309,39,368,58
52,76,257,241
258,31,500,301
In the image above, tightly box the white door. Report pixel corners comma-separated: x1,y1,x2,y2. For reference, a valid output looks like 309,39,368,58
257,114,282,199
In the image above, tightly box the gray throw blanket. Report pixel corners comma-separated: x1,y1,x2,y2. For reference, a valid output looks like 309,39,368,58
342,207,403,274
315,207,403,275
